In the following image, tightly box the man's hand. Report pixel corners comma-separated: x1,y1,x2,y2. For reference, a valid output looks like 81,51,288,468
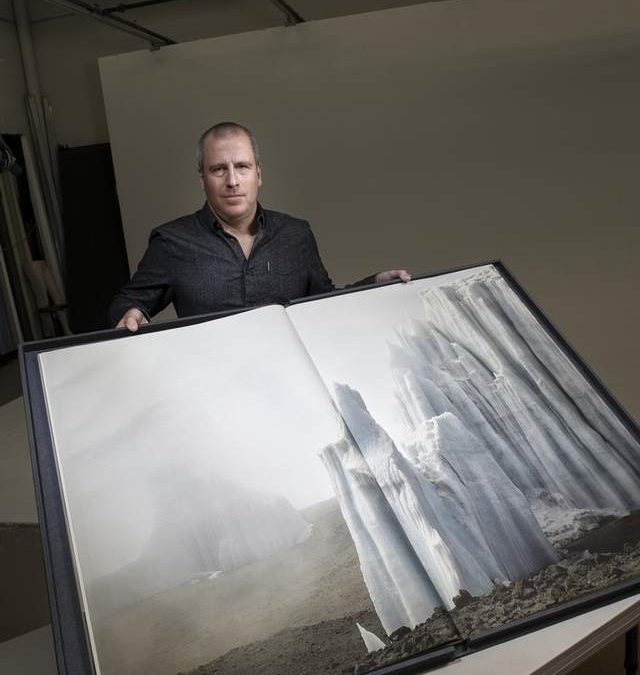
375,269,412,284
116,308,149,332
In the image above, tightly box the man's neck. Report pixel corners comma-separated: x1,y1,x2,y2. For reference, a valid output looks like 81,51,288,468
209,204,258,236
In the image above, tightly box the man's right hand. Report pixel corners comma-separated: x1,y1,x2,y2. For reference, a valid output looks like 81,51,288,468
116,308,149,332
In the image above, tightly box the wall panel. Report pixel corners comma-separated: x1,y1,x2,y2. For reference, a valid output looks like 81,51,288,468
99,0,640,416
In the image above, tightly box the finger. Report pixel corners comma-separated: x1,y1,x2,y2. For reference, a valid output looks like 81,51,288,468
125,315,140,332
386,269,412,283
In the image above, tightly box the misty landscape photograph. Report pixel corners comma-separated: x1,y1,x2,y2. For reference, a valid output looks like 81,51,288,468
91,493,404,675
40,306,432,675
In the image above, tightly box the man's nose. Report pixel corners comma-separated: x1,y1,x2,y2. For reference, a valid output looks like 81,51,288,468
226,166,239,186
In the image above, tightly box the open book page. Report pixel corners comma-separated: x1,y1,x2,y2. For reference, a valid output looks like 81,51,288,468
38,305,424,675
287,264,640,652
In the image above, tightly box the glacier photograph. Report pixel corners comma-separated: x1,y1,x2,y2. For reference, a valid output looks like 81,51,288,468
36,265,640,675
289,264,640,672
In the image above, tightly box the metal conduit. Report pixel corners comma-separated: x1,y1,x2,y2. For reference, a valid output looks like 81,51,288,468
39,0,175,47
268,0,304,24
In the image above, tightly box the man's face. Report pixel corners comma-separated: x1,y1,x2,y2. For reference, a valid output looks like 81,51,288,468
199,131,262,227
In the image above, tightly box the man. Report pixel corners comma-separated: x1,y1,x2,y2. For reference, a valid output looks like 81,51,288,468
110,122,410,331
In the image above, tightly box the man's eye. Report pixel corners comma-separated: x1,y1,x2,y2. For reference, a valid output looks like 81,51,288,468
237,164,251,172
211,167,225,176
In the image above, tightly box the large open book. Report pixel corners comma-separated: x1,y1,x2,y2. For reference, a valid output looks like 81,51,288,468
21,262,640,675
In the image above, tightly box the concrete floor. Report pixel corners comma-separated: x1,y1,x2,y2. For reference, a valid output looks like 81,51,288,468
0,353,636,675
0,354,21,408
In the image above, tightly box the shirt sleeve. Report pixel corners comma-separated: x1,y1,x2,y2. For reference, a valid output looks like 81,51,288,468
108,229,174,326
304,223,336,296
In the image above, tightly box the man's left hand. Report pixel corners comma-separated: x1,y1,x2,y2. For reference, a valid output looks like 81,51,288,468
375,269,412,284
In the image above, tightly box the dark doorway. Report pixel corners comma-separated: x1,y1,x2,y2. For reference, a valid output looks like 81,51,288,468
60,144,130,333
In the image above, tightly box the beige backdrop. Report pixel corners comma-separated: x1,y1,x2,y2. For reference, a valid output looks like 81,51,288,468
99,0,640,417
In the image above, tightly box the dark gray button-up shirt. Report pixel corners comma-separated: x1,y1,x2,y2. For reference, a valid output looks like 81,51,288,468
109,203,365,325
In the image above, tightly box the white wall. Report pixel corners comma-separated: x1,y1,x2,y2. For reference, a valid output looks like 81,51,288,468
100,0,640,419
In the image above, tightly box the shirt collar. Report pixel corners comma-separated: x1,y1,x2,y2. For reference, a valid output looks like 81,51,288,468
200,201,265,235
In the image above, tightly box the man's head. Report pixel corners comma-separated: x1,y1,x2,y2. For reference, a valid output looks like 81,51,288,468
197,122,262,229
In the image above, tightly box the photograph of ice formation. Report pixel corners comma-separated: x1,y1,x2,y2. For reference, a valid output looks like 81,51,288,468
289,263,640,671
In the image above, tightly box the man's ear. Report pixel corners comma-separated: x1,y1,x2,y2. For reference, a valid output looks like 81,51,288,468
257,165,262,187
198,172,204,191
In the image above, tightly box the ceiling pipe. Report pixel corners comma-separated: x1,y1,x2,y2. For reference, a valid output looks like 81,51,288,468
102,0,182,15
31,13,76,23
12,0,41,96
268,0,304,25
39,0,176,47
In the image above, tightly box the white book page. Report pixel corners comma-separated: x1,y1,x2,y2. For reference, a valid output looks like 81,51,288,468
38,305,345,675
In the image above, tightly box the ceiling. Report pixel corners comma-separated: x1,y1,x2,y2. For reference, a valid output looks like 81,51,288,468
0,0,434,47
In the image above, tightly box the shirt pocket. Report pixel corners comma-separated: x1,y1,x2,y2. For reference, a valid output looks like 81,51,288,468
266,256,308,302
